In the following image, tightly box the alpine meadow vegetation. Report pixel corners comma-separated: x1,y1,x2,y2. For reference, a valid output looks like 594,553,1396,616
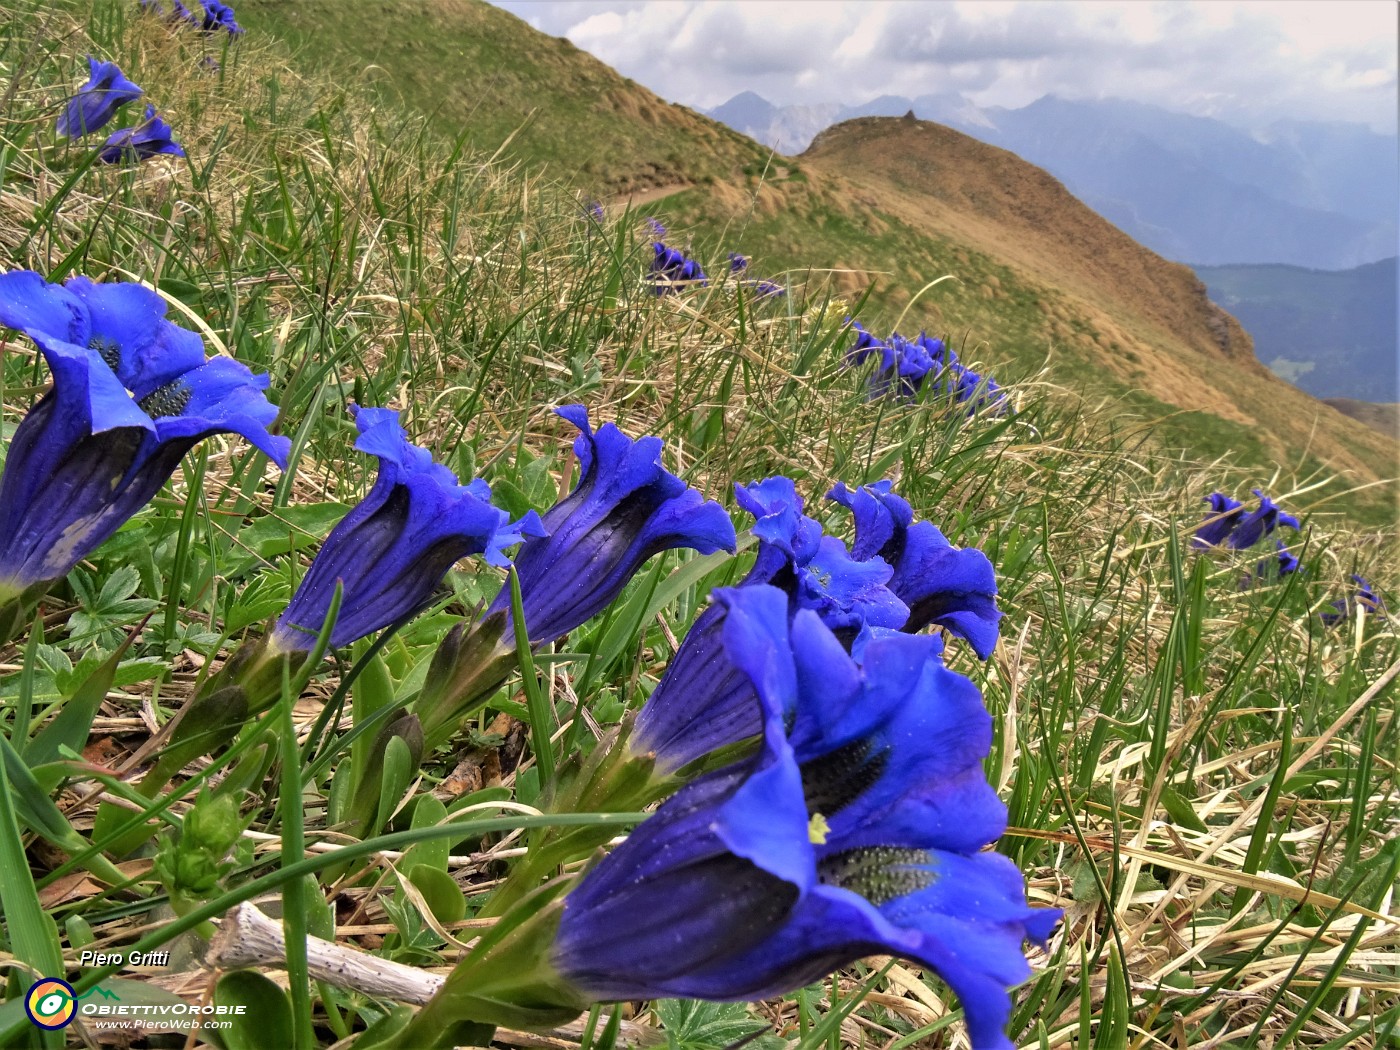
0,2,1396,1049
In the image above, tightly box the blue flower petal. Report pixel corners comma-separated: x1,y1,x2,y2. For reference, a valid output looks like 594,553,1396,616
63,276,196,397
0,270,90,346
56,56,142,138
829,481,1001,657
0,271,288,590
148,356,289,465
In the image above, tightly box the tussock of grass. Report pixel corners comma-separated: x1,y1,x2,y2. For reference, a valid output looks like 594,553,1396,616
0,3,1396,1049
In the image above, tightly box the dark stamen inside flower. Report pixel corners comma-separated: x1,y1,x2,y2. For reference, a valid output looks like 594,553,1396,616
138,379,194,418
89,336,123,372
800,737,890,817
817,846,936,906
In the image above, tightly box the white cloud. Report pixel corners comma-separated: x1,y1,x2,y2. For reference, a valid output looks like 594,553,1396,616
488,0,1398,132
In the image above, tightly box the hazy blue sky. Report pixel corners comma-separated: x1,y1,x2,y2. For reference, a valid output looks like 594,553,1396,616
489,1,1398,133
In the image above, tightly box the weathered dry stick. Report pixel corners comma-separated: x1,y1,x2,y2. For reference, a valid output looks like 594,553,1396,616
209,901,446,1003
207,903,660,1047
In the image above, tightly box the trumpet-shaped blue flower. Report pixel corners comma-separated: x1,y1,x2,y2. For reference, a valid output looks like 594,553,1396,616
748,279,786,300
1271,541,1301,577
485,405,735,646
1321,574,1386,627
1193,492,1243,548
169,0,199,23
200,0,243,34
631,477,906,769
843,319,887,367
649,242,707,295
728,252,749,272
0,270,288,599
558,585,1058,1050
271,407,539,652
1226,489,1300,550
56,56,142,138
829,480,1001,659
97,104,185,164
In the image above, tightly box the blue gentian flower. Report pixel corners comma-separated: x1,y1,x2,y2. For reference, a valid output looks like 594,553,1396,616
1193,492,1243,548
943,366,1007,413
728,252,749,273
1226,489,1300,550
846,324,971,401
1271,541,1301,577
829,480,1001,658
844,319,888,367
270,406,539,652
558,585,1059,1050
169,0,199,23
200,0,243,34
748,279,786,299
484,405,735,646
649,242,707,295
645,217,667,237
1322,574,1386,627
0,270,288,602
97,105,185,164
631,477,906,770
56,56,142,138
583,200,605,222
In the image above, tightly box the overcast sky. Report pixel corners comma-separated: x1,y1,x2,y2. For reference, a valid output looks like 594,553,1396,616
488,1,1398,133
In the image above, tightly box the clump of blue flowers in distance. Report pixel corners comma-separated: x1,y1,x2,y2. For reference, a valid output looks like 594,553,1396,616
1193,489,1300,551
649,241,707,295
727,251,785,299
0,270,288,641
56,56,142,138
844,318,1004,411
97,104,185,163
1322,574,1386,627
1269,541,1301,578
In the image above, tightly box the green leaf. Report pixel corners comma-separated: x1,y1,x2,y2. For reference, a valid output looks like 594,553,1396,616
407,863,467,924
226,502,353,577
26,637,132,771
653,1000,783,1050
1160,785,1208,834
403,794,450,872
0,734,64,1048
211,971,294,1050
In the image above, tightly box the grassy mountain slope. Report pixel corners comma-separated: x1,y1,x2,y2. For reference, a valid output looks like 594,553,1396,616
237,0,1398,526
239,0,770,192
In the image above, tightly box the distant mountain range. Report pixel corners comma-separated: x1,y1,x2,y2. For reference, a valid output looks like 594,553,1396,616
706,92,1398,272
1197,258,1398,402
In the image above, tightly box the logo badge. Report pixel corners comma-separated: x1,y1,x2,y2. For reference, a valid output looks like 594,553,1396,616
25,978,77,1030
